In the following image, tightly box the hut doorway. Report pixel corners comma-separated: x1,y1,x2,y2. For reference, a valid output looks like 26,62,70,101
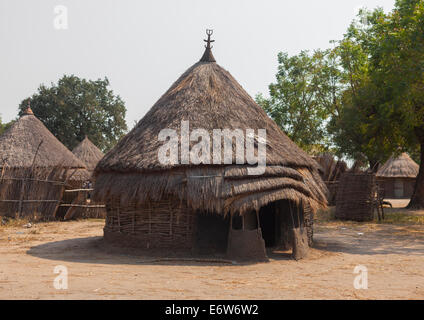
258,200,299,249
226,199,310,261
259,202,278,247
194,212,230,254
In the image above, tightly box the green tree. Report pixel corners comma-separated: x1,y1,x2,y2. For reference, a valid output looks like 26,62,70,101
256,50,341,154
332,1,424,207
0,117,15,136
0,117,4,136
327,11,399,169
366,0,424,208
19,75,127,152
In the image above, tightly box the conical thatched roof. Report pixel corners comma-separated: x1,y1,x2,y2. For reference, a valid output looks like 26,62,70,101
0,109,85,169
97,66,316,171
94,37,327,214
72,136,104,172
376,153,419,179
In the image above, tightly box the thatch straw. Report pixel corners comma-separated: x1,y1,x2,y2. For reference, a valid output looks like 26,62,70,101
376,153,419,178
0,111,85,169
72,136,104,172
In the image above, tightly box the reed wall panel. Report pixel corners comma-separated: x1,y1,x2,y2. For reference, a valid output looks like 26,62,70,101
335,173,375,221
104,197,196,249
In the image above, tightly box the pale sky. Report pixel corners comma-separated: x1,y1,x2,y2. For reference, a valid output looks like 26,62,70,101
0,0,395,127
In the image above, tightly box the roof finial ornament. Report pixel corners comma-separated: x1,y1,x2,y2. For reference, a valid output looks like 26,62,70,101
22,99,34,116
200,29,216,63
204,29,214,49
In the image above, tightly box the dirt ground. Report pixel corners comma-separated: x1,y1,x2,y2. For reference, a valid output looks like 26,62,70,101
0,200,423,300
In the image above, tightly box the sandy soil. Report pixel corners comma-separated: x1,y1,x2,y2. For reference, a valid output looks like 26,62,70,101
0,209,423,300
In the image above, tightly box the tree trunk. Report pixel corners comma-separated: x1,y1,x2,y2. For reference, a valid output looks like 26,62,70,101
369,159,380,173
407,140,424,209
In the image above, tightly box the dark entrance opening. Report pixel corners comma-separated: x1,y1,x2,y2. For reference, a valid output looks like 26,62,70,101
194,212,230,254
259,202,278,247
258,200,303,248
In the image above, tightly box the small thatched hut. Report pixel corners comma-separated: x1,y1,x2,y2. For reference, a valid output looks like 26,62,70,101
376,153,419,199
93,32,327,260
66,136,106,219
0,107,86,219
72,136,104,174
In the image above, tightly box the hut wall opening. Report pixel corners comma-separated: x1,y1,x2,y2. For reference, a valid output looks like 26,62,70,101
227,199,312,261
259,203,277,247
257,200,309,249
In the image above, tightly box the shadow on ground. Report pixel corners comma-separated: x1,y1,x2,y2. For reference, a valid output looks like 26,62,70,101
26,222,423,266
26,236,294,266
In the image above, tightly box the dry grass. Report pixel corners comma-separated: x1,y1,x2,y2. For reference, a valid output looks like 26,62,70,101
0,217,31,228
316,206,424,226
382,211,424,225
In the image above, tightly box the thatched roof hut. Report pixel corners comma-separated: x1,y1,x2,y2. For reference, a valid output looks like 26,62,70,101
0,108,86,219
93,31,327,260
376,153,418,198
72,136,104,173
0,108,85,170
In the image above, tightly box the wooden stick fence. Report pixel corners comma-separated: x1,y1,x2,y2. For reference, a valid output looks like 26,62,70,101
0,176,105,219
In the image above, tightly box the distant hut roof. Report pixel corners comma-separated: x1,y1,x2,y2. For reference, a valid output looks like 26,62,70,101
72,136,104,172
0,108,85,169
94,33,327,214
376,153,419,179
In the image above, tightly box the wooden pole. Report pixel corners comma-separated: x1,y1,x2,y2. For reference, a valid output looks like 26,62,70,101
117,206,121,233
53,184,65,219
17,179,26,218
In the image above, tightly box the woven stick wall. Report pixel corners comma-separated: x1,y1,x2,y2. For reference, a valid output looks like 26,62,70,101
0,167,67,220
326,181,339,206
335,172,376,221
104,197,196,249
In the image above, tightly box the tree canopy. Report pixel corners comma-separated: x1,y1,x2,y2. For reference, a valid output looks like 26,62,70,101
19,75,127,152
0,117,15,136
258,0,424,207
256,50,341,154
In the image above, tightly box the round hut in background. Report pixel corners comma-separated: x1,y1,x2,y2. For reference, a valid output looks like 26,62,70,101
72,136,104,175
71,136,104,188
93,31,328,261
0,107,86,219
376,153,418,199
65,136,106,219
